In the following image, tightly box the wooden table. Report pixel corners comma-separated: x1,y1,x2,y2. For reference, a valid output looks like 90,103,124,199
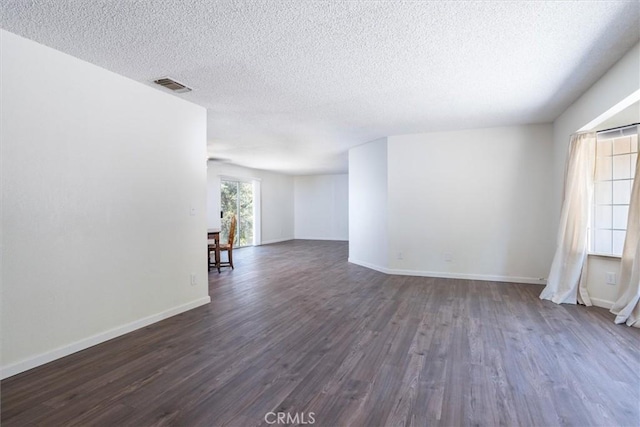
208,228,221,272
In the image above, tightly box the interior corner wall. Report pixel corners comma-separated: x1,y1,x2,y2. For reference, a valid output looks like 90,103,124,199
207,162,294,245
348,138,389,272
552,41,640,308
387,124,554,283
294,174,349,241
1,30,210,378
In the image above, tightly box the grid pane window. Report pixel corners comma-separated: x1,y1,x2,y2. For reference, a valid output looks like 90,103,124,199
590,131,638,256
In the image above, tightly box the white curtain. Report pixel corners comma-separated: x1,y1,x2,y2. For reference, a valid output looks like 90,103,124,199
540,132,596,304
610,147,640,327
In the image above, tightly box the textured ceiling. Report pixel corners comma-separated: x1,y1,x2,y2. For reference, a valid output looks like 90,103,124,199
2,1,639,174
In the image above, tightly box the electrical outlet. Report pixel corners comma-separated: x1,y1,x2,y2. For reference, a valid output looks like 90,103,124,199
190,273,197,286
397,252,403,260
443,253,453,262
605,272,616,285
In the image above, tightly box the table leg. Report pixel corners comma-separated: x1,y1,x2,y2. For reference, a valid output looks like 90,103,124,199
215,235,221,273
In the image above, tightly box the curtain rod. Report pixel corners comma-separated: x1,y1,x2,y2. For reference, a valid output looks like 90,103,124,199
596,122,639,134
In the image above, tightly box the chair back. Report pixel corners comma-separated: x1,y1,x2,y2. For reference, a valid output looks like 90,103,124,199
228,215,237,247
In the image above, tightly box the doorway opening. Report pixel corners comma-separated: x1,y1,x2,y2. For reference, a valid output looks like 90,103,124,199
220,179,254,247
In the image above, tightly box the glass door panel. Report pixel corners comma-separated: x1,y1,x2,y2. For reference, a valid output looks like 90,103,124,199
221,179,253,247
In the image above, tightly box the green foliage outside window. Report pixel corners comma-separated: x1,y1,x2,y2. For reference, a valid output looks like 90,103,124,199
221,180,253,247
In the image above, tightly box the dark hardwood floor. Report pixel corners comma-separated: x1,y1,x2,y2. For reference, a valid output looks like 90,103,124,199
2,240,639,426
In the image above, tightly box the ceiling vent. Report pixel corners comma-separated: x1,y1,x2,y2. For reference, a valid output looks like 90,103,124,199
153,77,192,93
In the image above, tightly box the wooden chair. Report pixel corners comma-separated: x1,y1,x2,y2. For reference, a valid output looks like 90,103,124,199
218,215,237,272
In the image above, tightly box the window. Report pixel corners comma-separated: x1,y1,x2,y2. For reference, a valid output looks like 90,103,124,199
590,125,638,256
220,179,254,247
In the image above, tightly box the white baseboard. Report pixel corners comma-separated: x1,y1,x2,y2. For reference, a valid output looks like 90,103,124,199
348,259,546,285
387,268,546,285
589,297,614,309
0,296,211,380
260,237,294,245
295,236,349,241
348,258,391,274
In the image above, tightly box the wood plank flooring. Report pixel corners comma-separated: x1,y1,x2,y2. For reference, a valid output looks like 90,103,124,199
2,240,639,426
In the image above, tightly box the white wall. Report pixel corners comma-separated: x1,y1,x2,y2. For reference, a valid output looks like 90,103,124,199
1,30,210,378
584,256,625,308
348,138,389,271
552,41,640,307
294,175,348,241
387,124,554,283
207,162,294,244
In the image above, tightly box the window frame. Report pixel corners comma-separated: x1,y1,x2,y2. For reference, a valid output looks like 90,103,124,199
588,124,638,257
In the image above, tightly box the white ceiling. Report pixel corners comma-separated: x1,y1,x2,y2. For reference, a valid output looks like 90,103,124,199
2,1,639,174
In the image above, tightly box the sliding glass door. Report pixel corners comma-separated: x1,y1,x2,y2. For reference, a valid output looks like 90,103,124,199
220,179,254,247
